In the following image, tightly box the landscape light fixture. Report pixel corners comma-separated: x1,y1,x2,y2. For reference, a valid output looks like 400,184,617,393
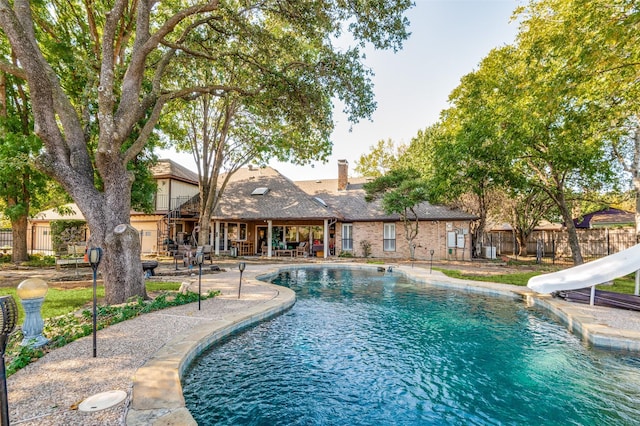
88,247,102,358
238,262,246,299
196,251,204,310
0,296,17,426
16,278,49,348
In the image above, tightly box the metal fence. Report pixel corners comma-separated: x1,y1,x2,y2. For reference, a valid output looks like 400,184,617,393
0,229,11,248
482,228,638,264
29,225,54,255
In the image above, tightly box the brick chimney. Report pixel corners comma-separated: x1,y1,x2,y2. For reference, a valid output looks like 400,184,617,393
338,159,348,191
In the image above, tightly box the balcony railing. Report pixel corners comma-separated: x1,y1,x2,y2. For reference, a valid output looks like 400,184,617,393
155,194,198,213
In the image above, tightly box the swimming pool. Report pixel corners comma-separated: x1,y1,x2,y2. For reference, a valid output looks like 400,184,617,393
183,267,640,425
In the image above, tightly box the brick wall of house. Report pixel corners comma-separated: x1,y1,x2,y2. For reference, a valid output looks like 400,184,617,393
336,220,473,261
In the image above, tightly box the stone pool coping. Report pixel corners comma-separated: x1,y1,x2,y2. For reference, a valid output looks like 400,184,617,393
125,263,640,425
126,264,296,425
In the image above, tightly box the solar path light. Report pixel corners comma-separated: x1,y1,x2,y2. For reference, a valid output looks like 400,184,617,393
16,278,49,348
0,296,17,426
238,262,246,299
88,247,102,358
430,249,435,274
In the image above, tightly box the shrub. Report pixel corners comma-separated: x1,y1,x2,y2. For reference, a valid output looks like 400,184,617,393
360,240,372,258
5,289,220,375
25,254,56,267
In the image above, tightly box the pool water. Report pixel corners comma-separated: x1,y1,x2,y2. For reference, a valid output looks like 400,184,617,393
183,268,640,425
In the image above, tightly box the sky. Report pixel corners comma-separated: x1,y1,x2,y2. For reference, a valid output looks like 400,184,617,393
158,0,522,181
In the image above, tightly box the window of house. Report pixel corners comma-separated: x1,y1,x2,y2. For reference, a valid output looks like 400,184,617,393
299,226,310,243
383,223,396,251
272,226,285,248
312,226,323,244
227,222,247,240
228,223,238,240
342,224,353,251
286,226,298,242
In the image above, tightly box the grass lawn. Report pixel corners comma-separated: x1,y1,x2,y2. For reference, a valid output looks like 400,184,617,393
436,269,542,286
437,268,640,295
0,281,180,323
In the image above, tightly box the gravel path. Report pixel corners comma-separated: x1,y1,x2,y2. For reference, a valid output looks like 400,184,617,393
6,265,280,426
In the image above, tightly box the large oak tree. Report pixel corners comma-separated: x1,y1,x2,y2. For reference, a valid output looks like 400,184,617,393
0,0,411,304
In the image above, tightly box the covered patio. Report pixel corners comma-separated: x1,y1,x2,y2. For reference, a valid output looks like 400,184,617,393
209,167,340,259
211,219,336,259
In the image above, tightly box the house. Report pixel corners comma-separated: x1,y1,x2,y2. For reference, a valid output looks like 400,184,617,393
143,160,200,252
204,165,335,257
29,159,478,260
28,159,200,255
207,160,476,260
294,160,477,260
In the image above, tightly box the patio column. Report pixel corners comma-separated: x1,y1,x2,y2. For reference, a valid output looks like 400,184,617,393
214,221,220,255
267,220,273,258
323,219,329,258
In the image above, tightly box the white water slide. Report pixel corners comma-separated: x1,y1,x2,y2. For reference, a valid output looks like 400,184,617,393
527,243,640,295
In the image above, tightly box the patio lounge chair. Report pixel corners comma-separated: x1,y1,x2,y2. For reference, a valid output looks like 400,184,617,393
196,245,213,264
296,241,308,257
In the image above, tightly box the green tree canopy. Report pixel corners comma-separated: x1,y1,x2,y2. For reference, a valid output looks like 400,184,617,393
0,0,412,303
354,139,400,178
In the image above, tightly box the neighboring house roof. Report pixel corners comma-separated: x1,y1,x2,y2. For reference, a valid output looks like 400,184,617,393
212,166,342,220
574,208,635,229
151,159,199,184
487,220,563,232
32,203,85,221
295,177,478,222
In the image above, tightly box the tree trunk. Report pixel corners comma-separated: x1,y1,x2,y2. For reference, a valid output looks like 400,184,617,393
102,224,146,304
73,161,147,305
11,212,28,262
402,212,419,260
198,184,215,246
557,194,583,265
515,229,528,256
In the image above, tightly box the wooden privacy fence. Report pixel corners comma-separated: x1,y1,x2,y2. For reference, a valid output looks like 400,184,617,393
483,228,638,263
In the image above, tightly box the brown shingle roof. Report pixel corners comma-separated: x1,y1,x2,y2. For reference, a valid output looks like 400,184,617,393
295,177,478,222
159,163,477,223
151,159,199,184
212,167,341,220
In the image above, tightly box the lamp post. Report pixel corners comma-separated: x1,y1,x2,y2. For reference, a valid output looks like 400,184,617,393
238,262,246,299
430,249,435,274
195,251,204,310
88,247,102,358
173,249,179,271
0,296,17,426
16,278,49,348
